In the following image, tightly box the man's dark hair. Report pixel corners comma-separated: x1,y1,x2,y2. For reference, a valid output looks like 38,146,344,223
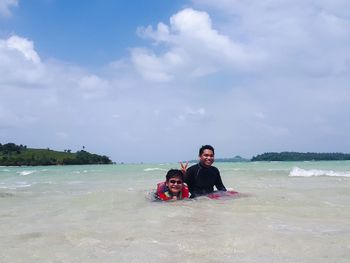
199,145,215,156
166,169,184,182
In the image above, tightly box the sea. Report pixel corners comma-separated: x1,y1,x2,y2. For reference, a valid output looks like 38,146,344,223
0,161,349,263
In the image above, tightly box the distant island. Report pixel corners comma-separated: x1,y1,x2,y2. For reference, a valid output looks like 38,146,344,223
0,143,112,166
251,152,350,161
189,152,350,163
3,143,348,166
215,156,250,162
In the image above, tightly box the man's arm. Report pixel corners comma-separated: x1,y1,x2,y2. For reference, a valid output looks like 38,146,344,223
184,165,197,197
214,168,227,191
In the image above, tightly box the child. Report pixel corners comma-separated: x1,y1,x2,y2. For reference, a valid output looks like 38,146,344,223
155,169,189,201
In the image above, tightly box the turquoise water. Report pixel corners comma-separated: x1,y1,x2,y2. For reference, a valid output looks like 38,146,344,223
1,161,349,262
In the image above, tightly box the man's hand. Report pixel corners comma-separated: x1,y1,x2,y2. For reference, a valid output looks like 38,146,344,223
180,161,189,174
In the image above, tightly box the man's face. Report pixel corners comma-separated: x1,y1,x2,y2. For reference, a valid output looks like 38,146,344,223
199,149,214,167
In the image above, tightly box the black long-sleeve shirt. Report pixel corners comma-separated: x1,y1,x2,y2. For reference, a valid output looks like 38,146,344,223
185,163,226,198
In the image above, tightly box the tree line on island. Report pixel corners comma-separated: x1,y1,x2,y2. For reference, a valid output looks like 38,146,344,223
0,143,112,166
192,152,350,162
251,152,350,161
1,142,350,166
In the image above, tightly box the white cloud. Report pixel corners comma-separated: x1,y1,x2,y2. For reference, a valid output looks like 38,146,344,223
131,48,176,81
1,2,350,162
0,105,38,128
0,0,17,17
191,0,350,77
78,74,110,99
0,35,112,100
6,35,41,63
132,8,264,82
177,107,206,122
0,35,46,86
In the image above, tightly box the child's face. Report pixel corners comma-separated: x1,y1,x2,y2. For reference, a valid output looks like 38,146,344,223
166,176,183,195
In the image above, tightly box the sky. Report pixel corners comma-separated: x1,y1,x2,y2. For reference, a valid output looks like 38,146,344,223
0,0,350,163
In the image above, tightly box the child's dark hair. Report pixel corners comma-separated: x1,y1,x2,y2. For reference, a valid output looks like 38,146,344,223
166,169,184,182
199,145,215,156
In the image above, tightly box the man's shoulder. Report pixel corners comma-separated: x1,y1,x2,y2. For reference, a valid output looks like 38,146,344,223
209,165,220,173
188,163,199,169
187,163,199,172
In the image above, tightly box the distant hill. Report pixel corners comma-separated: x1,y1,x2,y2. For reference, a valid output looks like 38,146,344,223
251,152,350,161
215,156,250,162
0,142,112,166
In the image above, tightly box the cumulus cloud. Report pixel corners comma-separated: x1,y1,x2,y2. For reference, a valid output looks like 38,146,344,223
132,8,264,82
6,35,41,63
0,35,112,97
0,0,17,17
1,2,350,162
0,35,47,87
0,34,116,137
78,74,110,99
192,0,350,77
0,33,180,160
130,48,177,81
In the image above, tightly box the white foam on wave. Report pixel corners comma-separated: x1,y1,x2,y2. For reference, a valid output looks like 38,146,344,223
143,168,166,172
0,181,32,189
0,184,8,189
67,181,83,185
268,168,290,171
289,167,350,177
16,181,32,188
72,170,89,174
18,170,36,176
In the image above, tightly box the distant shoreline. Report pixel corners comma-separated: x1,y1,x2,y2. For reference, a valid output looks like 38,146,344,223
0,143,112,166
2,142,350,166
189,152,350,163
251,152,350,162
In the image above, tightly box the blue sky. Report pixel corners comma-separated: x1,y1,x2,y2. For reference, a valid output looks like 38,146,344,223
2,1,189,66
1,0,350,162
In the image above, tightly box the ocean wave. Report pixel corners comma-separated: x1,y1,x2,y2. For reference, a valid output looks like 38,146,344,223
268,168,291,171
289,167,350,177
67,181,83,185
72,170,89,174
0,181,32,189
18,170,36,176
15,182,32,188
143,168,166,172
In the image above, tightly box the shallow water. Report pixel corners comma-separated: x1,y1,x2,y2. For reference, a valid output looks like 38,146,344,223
1,161,349,262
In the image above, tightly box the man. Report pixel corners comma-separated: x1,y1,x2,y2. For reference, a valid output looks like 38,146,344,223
184,145,226,198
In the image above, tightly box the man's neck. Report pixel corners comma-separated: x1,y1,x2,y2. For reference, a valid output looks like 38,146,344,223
199,162,211,168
